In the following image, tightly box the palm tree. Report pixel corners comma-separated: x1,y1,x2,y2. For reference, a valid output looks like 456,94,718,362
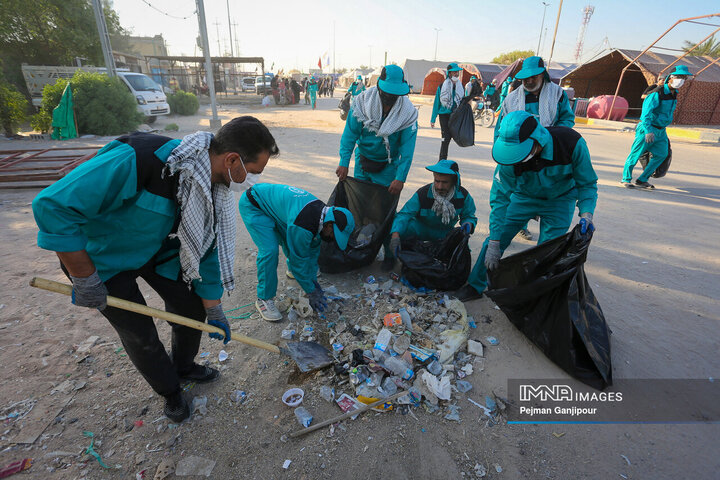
682,35,720,57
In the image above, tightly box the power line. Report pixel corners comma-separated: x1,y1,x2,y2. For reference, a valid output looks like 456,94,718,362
137,0,195,20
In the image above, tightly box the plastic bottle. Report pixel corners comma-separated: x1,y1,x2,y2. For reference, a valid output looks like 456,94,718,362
384,356,414,380
320,385,335,402
398,307,412,329
294,407,313,427
381,377,398,396
374,328,392,353
427,359,443,376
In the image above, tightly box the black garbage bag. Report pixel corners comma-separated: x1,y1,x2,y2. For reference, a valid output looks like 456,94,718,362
639,139,672,178
397,227,471,291
449,98,475,147
338,91,352,120
485,225,612,390
319,177,399,274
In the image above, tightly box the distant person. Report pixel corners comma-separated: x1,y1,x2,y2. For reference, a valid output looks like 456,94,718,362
348,75,366,100
390,159,477,255
336,65,418,270
621,65,692,189
291,79,302,104
329,76,335,97
498,75,513,109
302,77,310,105
239,184,354,321
307,77,318,109
430,62,464,160
483,79,498,110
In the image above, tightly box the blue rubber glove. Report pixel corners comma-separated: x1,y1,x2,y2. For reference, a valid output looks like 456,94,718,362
308,281,327,312
461,222,473,235
205,305,231,344
579,212,595,235
70,271,108,311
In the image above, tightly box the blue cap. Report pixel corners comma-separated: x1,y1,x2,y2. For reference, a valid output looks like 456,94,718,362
325,206,355,251
426,159,461,187
377,64,410,95
670,65,691,77
447,62,462,73
357,75,363,80
492,111,548,165
515,56,548,80
470,76,477,80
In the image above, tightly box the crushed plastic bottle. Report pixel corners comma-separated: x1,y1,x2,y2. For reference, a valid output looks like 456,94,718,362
319,386,335,402
398,307,412,329
384,356,414,380
456,380,473,393
374,328,392,353
294,407,313,427
381,377,398,396
427,359,443,376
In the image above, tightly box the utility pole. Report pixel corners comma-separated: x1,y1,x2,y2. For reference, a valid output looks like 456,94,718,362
537,2,550,55
434,28,441,61
226,0,234,57
91,0,117,77
548,0,564,64
196,0,221,129
333,21,336,75
213,19,222,56
384,51,387,66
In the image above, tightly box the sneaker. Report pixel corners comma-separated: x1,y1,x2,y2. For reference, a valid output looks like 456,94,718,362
517,228,533,241
634,180,655,189
178,364,220,383
452,284,483,302
256,298,283,322
163,391,190,423
286,270,295,279
381,256,396,272
620,181,635,188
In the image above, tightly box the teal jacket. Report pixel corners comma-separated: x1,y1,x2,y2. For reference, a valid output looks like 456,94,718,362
499,77,513,104
495,89,575,139
392,183,477,236
638,83,676,132
489,127,598,240
307,82,318,95
349,81,366,96
483,85,496,97
339,108,418,183
32,133,223,300
244,184,325,294
430,83,460,123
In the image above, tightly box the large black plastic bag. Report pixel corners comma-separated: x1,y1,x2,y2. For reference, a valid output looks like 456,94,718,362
319,177,399,274
639,139,672,178
397,227,471,291
485,226,612,390
449,98,475,147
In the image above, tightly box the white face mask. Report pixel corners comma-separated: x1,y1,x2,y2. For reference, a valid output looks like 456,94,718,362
669,78,685,89
450,75,459,83
228,160,262,193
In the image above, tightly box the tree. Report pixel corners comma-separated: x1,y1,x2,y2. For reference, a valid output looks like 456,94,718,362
682,35,720,57
491,50,535,65
0,0,129,92
0,74,27,136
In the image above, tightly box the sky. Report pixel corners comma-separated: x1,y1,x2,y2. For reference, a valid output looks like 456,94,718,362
111,0,720,71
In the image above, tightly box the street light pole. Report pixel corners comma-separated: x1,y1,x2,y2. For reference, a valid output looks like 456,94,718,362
196,0,221,129
434,28,441,61
537,2,550,56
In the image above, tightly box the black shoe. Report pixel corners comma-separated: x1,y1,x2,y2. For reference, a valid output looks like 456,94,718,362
634,180,655,189
620,181,635,188
178,364,220,383
517,228,533,241
381,256,396,272
163,391,190,423
452,284,483,302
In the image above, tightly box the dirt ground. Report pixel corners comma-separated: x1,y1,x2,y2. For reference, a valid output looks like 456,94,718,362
1,95,719,479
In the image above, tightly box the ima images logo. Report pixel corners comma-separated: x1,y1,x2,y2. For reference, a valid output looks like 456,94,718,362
520,384,573,402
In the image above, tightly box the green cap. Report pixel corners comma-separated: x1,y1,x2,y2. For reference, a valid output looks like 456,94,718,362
377,64,410,95
324,206,355,251
515,56,549,80
492,111,547,165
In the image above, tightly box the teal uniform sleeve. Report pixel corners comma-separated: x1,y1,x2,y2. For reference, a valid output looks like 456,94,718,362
555,92,575,128
393,123,418,182
192,246,223,300
348,84,355,96
392,191,421,234
339,110,362,168
32,143,137,252
285,225,319,294
639,92,660,130
431,87,441,124
488,166,516,241
459,193,478,229
493,108,505,141
571,138,598,216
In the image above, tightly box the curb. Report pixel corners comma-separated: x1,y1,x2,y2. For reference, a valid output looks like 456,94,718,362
575,117,720,143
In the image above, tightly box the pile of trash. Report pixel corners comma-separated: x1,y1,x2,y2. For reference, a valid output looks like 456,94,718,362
276,274,504,425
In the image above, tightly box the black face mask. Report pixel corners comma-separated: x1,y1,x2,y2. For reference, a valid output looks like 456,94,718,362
320,232,333,243
378,89,399,110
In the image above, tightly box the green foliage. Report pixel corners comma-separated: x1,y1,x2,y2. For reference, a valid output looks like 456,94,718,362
491,50,535,65
40,71,141,135
164,123,180,132
682,35,720,57
0,76,27,136
30,110,52,133
167,90,199,116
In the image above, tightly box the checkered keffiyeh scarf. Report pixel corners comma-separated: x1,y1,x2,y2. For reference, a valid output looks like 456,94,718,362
352,87,418,162
502,81,564,127
164,131,236,292
431,184,457,225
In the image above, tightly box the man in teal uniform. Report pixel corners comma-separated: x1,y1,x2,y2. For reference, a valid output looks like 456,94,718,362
454,111,597,301
348,75,366,99
32,117,279,422
621,65,692,189
307,77,319,109
431,62,464,160
389,159,477,259
336,64,418,270
498,75,514,109
239,184,354,321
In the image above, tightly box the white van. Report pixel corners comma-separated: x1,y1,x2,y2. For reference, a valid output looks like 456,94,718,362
21,65,170,123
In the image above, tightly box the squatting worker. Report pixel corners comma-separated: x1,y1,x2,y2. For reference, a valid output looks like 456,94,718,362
389,159,478,265
336,64,418,271
239,184,355,321
431,62,464,160
32,117,279,423
621,65,692,189
495,55,575,241
454,111,598,301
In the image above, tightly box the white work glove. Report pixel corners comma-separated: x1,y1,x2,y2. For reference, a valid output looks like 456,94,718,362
484,240,502,271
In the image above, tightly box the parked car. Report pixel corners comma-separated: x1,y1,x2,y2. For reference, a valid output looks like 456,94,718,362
255,76,271,94
242,77,256,92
